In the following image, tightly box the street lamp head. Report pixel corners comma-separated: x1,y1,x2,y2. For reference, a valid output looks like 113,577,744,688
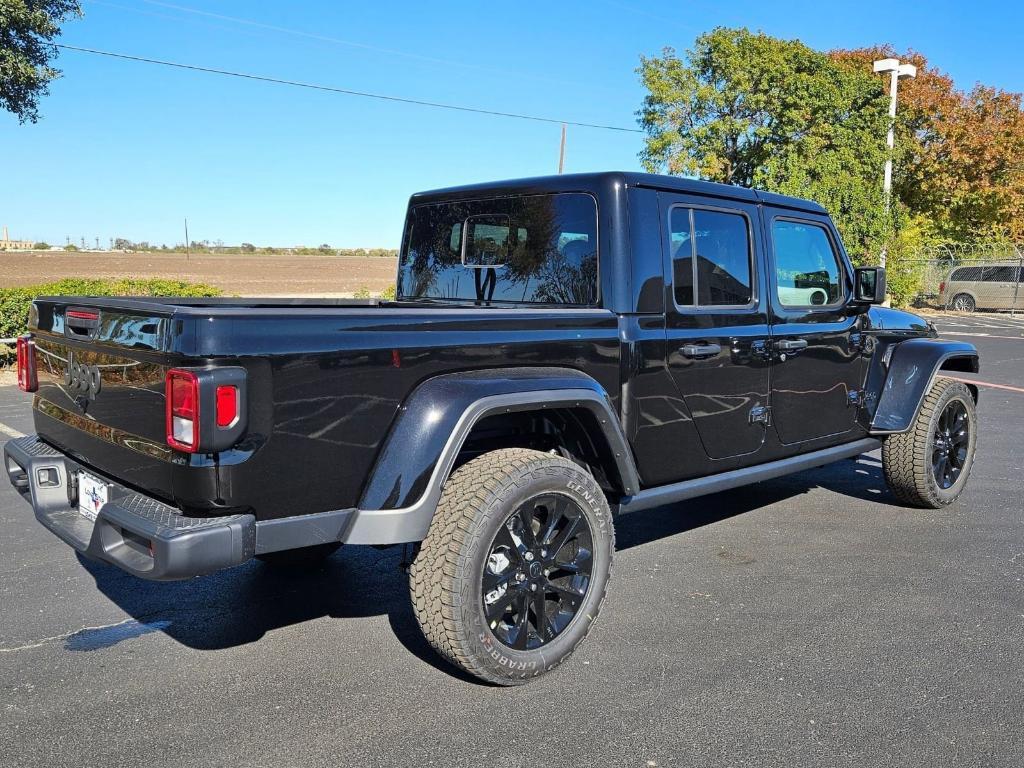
873,58,917,79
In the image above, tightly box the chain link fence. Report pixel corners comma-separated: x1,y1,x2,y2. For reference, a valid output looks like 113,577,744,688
905,243,1024,314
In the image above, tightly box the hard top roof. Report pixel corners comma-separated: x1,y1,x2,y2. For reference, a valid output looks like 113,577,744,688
410,171,826,214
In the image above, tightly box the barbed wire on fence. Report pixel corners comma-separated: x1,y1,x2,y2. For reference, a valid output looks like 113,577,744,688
916,242,1024,263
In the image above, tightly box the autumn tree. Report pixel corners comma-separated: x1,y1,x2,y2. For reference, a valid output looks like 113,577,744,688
834,46,1024,243
0,0,82,123
638,28,892,261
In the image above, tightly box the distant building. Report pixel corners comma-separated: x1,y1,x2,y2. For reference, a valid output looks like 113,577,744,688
1,226,34,250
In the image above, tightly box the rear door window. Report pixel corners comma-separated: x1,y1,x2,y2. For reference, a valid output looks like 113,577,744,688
669,207,753,307
984,266,1017,282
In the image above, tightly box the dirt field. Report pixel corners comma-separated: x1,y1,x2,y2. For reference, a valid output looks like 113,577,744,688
0,251,398,296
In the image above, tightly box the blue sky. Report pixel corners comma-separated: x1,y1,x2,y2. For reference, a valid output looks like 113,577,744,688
3,0,1021,249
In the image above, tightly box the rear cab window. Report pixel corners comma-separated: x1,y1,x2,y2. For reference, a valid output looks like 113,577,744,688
398,192,598,305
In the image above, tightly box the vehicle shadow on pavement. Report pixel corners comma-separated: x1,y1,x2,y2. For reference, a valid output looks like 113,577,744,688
615,454,890,551
77,454,888,678
76,544,481,682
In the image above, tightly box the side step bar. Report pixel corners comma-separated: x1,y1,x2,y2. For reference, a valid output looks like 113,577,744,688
617,438,882,514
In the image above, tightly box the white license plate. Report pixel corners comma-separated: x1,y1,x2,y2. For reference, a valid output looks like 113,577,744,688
77,471,108,521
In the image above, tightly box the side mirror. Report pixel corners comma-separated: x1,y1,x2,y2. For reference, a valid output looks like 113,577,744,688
853,266,886,304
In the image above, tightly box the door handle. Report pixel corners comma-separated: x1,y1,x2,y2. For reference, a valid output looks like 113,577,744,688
680,343,722,359
775,338,808,351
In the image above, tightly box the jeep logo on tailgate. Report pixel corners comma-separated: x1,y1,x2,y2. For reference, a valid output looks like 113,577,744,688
64,352,102,401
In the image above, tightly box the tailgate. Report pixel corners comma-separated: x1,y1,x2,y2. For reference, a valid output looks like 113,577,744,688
29,298,180,501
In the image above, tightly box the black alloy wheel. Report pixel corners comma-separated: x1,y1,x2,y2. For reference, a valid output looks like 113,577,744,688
882,378,977,508
409,447,614,685
481,493,593,650
931,399,970,490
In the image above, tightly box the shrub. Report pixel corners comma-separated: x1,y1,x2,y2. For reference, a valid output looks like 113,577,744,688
884,216,932,307
380,284,396,301
352,286,371,299
0,278,221,342
64,244,79,252
32,242,50,250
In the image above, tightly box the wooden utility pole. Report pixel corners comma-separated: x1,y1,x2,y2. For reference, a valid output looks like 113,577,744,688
558,123,566,174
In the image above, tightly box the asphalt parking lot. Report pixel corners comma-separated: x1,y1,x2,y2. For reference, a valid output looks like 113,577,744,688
1,312,1021,768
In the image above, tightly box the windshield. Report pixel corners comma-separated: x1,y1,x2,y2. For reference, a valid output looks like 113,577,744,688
397,192,598,305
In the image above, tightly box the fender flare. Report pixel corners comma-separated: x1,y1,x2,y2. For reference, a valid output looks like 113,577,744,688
870,338,979,434
346,367,638,545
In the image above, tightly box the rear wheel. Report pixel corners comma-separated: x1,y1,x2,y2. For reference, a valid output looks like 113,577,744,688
409,448,614,685
882,379,977,508
949,293,976,312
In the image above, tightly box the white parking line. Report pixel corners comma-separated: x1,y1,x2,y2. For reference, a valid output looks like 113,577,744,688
939,331,1024,340
931,314,1024,330
0,420,26,439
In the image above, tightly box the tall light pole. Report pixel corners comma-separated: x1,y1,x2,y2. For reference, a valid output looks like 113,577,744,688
873,57,917,268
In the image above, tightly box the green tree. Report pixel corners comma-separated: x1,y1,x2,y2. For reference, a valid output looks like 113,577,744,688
1,0,82,123
637,28,893,261
32,241,49,249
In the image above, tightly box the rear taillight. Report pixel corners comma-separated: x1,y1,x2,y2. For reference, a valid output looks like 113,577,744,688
164,367,247,453
16,335,37,392
166,369,200,452
939,281,946,293
215,385,239,428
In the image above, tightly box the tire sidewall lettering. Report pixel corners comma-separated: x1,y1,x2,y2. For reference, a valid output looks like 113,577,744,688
459,459,613,680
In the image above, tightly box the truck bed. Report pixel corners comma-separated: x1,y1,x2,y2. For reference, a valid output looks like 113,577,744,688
27,296,622,520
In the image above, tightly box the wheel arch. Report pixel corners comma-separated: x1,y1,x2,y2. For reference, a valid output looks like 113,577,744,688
352,368,639,543
870,338,979,434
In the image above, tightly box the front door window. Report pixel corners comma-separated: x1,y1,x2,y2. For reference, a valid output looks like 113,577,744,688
772,220,844,308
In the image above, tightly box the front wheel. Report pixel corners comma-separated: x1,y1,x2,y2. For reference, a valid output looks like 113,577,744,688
409,448,614,685
882,378,977,508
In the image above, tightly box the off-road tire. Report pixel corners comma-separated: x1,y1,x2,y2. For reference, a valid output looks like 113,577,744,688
409,448,614,685
256,542,341,567
882,378,977,508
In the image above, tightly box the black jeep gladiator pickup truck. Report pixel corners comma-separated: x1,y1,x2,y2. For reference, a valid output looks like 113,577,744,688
6,172,979,685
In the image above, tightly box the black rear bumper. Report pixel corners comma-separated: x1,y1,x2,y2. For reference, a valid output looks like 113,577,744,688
4,435,255,580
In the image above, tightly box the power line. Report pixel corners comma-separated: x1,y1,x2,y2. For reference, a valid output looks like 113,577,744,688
54,43,643,133
86,0,608,94
139,0,585,87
